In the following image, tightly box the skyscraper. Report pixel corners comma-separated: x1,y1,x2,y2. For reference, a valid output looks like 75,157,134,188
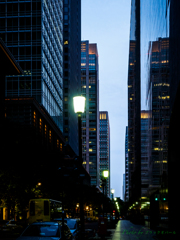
141,110,150,198
128,0,141,204
0,0,63,131
81,41,99,187
125,126,129,202
63,0,81,155
99,111,110,198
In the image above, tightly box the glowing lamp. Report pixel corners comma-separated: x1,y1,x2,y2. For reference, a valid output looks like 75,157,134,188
73,96,85,113
103,170,109,178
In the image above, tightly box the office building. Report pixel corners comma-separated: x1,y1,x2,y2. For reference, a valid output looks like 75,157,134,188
125,126,129,202
81,41,99,187
141,0,170,229
141,110,150,198
127,0,141,204
99,111,110,198
63,0,81,155
147,39,170,194
0,0,64,131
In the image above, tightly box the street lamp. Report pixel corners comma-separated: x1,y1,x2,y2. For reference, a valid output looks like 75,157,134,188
73,96,85,164
102,170,109,218
73,96,85,239
111,189,115,199
102,170,109,197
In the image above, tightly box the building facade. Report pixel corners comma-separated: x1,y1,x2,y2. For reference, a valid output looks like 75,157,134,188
147,39,170,194
125,126,129,202
81,41,99,187
63,0,81,155
127,0,141,204
141,110,150,198
99,111,110,198
0,0,63,131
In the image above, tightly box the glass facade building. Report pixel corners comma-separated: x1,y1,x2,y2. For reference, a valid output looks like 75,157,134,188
141,111,150,197
0,0,63,131
81,41,99,187
141,1,170,195
125,126,129,202
128,0,141,204
99,111,110,198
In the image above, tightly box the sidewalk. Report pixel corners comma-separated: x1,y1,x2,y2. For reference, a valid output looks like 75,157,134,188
88,220,157,240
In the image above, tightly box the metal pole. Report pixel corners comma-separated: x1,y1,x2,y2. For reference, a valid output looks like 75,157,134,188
78,115,82,163
78,114,84,238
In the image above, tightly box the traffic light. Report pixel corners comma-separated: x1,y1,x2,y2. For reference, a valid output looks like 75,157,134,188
155,194,160,201
161,194,167,201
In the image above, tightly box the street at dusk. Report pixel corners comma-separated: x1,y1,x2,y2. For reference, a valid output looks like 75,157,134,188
0,0,180,240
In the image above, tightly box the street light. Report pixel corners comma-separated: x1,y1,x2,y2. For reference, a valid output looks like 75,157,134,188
73,96,85,164
73,96,86,239
111,189,115,199
102,170,109,218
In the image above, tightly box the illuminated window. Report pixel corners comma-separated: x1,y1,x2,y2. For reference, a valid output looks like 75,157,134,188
39,118,42,132
64,41,68,45
89,128,96,131
64,97,68,101
49,130,52,143
60,143,62,151
89,149,93,152
33,111,36,126
44,124,47,137
57,139,60,149
100,113,106,119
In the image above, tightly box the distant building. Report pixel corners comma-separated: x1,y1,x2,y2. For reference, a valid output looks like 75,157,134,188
141,110,150,197
0,0,64,131
99,111,110,198
81,41,100,187
125,126,129,202
123,174,125,201
63,0,81,155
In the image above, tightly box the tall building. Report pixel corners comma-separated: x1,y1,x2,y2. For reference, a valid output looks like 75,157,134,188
127,0,141,204
140,0,170,230
0,0,64,131
125,126,129,202
147,39,170,195
63,0,81,155
81,41,99,187
141,110,150,198
99,111,110,198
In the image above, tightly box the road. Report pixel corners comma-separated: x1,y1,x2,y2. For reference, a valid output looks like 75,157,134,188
2,220,175,240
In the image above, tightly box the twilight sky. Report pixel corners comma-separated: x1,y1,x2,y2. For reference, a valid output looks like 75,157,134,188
81,0,131,199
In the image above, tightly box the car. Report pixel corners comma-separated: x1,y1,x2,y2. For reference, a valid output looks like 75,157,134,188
53,218,80,240
16,221,73,240
0,219,23,232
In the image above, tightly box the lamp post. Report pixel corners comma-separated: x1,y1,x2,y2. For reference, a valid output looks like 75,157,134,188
111,189,115,200
102,170,109,218
73,96,85,239
73,96,85,163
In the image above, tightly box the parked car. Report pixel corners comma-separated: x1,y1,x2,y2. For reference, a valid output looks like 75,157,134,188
0,219,23,232
16,221,73,240
53,218,80,240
